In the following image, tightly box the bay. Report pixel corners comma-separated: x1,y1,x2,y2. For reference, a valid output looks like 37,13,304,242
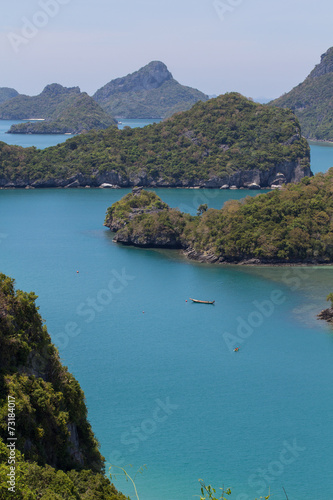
1,186,333,500
0,121,333,500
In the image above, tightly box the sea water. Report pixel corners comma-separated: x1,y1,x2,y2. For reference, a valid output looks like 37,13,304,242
1,186,333,500
0,119,161,150
0,127,333,500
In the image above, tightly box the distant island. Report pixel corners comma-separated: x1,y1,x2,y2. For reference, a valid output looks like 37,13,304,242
0,87,19,104
270,47,333,142
0,93,311,189
0,84,117,134
93,60,209,119
0,273,126,499
105,170,333,264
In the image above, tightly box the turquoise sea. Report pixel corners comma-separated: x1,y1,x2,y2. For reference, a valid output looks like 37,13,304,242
0,119,162,149
0,129,333,500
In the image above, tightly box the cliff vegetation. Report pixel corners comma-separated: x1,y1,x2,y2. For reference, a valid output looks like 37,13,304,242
0,273,127,499
270,47,333,141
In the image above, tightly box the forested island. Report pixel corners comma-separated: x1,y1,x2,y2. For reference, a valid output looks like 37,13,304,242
0,273,126,498
0,93,311,189
0,84,116,135
105,170,333,264
270,46,333,141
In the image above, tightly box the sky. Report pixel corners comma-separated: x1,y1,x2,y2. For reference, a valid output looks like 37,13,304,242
1,0,333,100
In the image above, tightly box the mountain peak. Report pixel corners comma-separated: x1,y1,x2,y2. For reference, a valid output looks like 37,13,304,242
93,61,173,100
309,47,333,78
41,83,81,97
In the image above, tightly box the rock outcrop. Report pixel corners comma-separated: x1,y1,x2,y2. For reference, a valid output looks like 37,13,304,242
0,161,311,190
317,307,333,323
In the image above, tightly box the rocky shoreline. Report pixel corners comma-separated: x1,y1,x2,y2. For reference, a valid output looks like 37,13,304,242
0,162,312,190
317,308,333,323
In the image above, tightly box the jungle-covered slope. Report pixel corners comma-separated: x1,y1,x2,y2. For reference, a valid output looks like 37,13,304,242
105,171,333,264
0,93,311,188
0,274,127,499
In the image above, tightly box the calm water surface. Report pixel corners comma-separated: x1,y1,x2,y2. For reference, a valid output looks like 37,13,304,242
1,187,333,500
0,128,333,500
0,118,161,149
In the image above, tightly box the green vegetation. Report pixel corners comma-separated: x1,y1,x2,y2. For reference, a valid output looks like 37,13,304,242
326,293,333,307
198,481,270,500
0,87,18,105
8,93,117,135
0,274,127,499
0,441,127,499
0,84,116,135
0,93,310,187
106,170,333,263
0,84,81,120
93,61,209,119
270,47,333,141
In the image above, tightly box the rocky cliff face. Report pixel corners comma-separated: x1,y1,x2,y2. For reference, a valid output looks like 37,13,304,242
0,160,311,189
269,46,333,140
309,47,333,78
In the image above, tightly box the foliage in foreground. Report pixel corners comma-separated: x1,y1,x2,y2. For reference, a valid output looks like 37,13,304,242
106,169,333,263
0,274,127,499
0,438,127,500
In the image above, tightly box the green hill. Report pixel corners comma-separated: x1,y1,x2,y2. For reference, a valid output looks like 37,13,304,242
0,87,18,105
0,84,116,134
270,47,333,141
7,93,117,135
0,84,81,120
93,61,209,119
0,273,127,499
105,170,333,264
0,93,311,188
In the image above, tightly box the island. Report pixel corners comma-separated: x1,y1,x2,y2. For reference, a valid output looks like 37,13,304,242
318,293,333,323
0,273,126,499
105,170,333,265
270,46,333,142
93,60,209,119
0,84,117,134
0,93,311,189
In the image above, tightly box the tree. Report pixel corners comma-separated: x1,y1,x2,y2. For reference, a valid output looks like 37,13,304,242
326,292,333,308
197,203,208,216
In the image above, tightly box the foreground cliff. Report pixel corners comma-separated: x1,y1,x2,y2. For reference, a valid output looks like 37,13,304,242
0,273,127,499
270,47,333,141
105,172,333,264
0,93,311,189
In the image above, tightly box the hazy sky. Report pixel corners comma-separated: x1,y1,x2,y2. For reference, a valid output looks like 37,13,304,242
1,0,333,99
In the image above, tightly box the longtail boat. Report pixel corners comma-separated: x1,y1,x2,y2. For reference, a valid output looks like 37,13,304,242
189,298,215,304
